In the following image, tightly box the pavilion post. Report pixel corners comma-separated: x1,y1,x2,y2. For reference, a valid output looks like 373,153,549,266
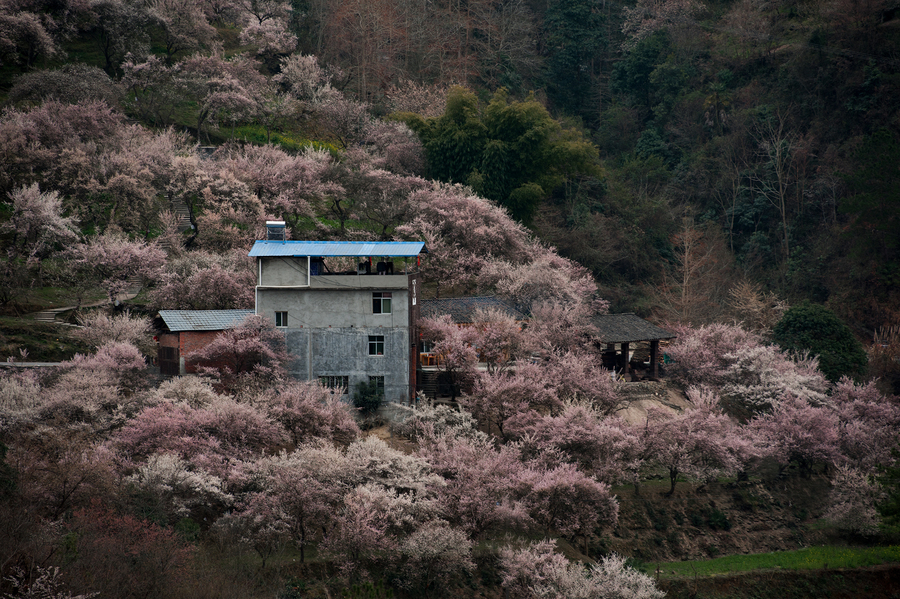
650,339,660,380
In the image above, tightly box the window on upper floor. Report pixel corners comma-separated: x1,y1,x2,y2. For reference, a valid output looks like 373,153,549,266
275,311,288,327
373,291,392,314
368,335,385,356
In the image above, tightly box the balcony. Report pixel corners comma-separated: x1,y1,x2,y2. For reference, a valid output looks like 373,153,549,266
308,273,410,290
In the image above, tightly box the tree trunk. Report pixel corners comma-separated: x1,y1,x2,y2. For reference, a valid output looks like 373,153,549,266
667,468,678,496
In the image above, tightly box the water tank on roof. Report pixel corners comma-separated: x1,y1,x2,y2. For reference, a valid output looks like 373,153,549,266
266,221,286,241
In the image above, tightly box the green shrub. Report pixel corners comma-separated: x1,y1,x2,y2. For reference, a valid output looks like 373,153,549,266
353,380,383,416
773,301,867,382
341,580,394,598
279,578,310,599
174,518,200,542
707,509,732,531
645,504,670,531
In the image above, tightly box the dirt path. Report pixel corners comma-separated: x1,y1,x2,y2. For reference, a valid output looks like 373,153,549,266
367,424,417,454
29,280,143,323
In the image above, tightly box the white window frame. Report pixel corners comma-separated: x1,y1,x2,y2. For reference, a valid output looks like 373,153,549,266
274,311,288,327
372,291,392,314
368,335,385,356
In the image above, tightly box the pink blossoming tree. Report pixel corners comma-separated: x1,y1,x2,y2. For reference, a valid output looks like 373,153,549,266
750,393,842,477
187,314,292,393
500,540,664,599
640,386,754,494
64,232,166,306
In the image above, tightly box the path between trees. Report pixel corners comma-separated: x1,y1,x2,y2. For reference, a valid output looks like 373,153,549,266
28,277,143,324
28,197,189,324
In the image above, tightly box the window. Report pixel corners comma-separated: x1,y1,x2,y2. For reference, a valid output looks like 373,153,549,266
368,375,385,395
368,335,385,356
319,375,349,393
373,292,392,314
275,311,288,327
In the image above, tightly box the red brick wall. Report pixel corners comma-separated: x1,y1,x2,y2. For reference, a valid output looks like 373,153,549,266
157,331,231,375
158,333,180,375
180,331,225,374
158,333,179,348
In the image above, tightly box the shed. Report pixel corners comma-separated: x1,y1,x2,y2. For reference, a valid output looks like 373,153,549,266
156,309,253,375
591,313,676,380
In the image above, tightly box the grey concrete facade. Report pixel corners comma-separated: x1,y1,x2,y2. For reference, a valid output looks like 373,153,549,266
255,259,416,404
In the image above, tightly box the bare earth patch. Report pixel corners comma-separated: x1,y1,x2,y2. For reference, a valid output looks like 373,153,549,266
617,381,693,424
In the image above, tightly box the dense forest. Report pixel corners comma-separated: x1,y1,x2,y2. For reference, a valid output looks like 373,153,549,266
1,0,900,597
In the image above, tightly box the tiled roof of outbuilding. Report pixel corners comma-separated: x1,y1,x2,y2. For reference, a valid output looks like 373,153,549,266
420,296,527,324
591,313,676,343
158,310,254,332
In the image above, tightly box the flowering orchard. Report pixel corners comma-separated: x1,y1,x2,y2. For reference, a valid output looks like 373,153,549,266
0,38,896,598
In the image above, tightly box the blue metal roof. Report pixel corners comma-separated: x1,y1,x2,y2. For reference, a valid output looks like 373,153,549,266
249,240,426,258
159,309,254,332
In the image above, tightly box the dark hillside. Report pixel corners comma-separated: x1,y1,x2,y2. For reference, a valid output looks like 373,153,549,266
611,474,834,563
2,1,899,336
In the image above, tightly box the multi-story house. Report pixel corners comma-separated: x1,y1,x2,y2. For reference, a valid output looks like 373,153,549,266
249,224,425,404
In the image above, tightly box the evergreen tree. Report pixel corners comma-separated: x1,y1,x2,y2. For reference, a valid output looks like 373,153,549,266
399,88,599,224
877,443,900,532
543,0,607,119
841,128,900,288
773,301,867,382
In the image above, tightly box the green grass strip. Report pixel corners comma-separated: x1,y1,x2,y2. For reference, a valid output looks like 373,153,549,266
654,546,900,578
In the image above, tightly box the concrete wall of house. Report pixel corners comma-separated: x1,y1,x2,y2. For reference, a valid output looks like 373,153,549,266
307,274,408,290
284,327,410,402
256,257,411,289
260,257,308,286
257,283,413,403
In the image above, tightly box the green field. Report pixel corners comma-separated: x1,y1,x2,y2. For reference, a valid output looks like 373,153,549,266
655,545,900,579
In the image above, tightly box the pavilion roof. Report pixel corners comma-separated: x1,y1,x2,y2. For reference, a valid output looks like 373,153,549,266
591,313,676,344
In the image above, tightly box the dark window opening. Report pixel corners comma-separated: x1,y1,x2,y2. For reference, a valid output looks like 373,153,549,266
373,292,392,314
368,335,385,356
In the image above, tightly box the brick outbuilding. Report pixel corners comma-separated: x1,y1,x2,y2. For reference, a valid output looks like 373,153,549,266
156,309,253,376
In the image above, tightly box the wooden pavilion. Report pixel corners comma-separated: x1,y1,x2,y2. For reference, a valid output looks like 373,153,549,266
591,313,676,381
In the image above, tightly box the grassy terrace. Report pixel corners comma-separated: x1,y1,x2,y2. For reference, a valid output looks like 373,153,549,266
653,545,900,579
